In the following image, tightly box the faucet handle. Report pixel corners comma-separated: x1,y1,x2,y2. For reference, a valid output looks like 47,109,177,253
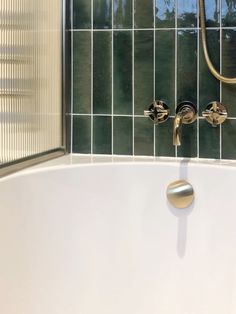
144,100,170,124
176,101,197,123
202,101,227,127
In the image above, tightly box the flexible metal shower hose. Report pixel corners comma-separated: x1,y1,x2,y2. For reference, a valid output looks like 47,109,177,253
199,0,236,84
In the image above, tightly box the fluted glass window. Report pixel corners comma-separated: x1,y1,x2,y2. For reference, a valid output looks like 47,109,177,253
0,0,62,164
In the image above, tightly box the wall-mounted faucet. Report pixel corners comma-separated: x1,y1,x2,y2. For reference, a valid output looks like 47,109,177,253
173,102,197,146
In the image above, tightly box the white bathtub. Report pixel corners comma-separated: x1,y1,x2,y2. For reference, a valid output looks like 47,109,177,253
0,155,236,314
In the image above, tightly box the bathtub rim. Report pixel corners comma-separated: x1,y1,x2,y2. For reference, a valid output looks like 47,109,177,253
1,154,236,183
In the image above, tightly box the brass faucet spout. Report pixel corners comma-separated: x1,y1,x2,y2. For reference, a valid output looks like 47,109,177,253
173,102,197,147
173,114,182,146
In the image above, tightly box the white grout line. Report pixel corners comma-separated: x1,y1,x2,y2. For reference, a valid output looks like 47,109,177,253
174,0,178,158
70,26,236,31
72,113,236,120
91,0,94,154
220,0,222,159
132,0,135,156
70,0,74,153
197,116,236,120
153,0,156,157
197,0,200,158
111,0,114,155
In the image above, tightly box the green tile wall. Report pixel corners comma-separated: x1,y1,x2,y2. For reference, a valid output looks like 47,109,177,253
134,30,154,114
114,0,133,28
177,30,197,104
73,0,91,29
155,30,175,115
93,0,112,29
113,116,133,154
156,0,175,28
113,31,132,114
93,31,112,113
73,32,91,113
73,116,91,153
71,0,236,160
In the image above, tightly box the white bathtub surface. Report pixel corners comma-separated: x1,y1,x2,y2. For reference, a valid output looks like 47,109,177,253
0,156,236,314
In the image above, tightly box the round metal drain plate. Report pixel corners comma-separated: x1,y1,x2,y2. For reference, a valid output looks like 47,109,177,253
166,180,194,209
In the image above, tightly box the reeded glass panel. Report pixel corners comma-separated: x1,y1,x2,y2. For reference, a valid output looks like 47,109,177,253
0,0,62,164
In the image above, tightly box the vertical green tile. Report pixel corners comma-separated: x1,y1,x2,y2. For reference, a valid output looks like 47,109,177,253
155,30,175,115
177,0,197,27
93,116,112,154
134,118,154,156
222,120,236,159
222,30,236,117
66,0,71,30
113,117,133,155
134,0,154,28
66,114,72,153
222,0,236,26
73,32,91,114
204,0,220,26
177,122,197,158
199,30,220,112
73,116,91,153
199,120,220,159
177,30,197,104
65,30,71,113
155,0,175,28
93,31,112,114
222,83,236,117
113,31,132,115
93,0,112,29
73,0,91,29
134,31,154,115
114,0,133,28
155,118,175,157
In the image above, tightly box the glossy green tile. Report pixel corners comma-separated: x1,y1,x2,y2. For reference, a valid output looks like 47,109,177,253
222,119,236,159
113,117,133,155
177,122,197,158
155,30,175,115
178,0,197,27
155,0,175,28
65,0,71,30
73,116,91,153
199,120,220,159
113,31,132,115
177,30,197,104
155,118,175,157
134,0,154,28
199,30,220,112
93,31,112,114
66,114,72,153
134,118,154,156
204,0,220,26
113,0,133,28
222,30,236,117
93,116,112,154
73,32,91,114
222,84,236,117
222,0,236,26
93,0,112,29
134,31,154,115
73,0,91,29
65,30,71,113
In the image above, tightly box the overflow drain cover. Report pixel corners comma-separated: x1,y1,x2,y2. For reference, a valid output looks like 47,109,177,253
166,180,194,209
